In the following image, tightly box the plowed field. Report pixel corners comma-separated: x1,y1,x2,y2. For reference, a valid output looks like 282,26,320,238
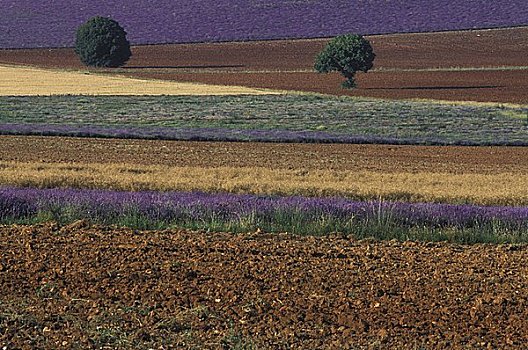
2,27,526,71
2,136,527,205
1,223,527,349
127,70,528,104
1,136,526,174
1,27,527,103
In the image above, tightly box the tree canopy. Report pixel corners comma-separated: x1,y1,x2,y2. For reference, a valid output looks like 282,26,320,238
315,34,375,88
75,16,132,68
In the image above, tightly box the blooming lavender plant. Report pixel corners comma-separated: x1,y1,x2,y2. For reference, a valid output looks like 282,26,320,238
1,187,526,243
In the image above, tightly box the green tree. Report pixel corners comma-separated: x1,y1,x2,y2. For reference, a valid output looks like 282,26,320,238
314,34,375,88
75,16,132,68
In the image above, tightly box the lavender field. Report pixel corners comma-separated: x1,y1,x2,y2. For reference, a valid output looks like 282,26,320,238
1,0,527,48
1,95,527,146
1,187,527,243
0,123,418,145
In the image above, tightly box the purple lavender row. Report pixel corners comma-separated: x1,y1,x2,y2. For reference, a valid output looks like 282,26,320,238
0,123,523,146
1,0,527,48
1,187,527,230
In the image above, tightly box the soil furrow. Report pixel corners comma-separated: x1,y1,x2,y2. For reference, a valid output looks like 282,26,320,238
1,136,526,174
1,223,527,349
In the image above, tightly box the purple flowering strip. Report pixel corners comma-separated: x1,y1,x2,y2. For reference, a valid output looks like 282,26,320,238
1,123,522,146
1,187,526,231
1,0,527,48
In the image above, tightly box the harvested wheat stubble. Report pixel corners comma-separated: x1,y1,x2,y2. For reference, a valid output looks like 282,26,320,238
2,161,527,206
0,65,277,96
2,137,526,204
0,223,527,349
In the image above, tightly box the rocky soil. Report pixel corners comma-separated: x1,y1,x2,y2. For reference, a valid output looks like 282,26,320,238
1,223,527,349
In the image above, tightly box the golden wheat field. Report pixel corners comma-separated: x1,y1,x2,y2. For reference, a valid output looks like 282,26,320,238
0,65,279,95
2,161,526,206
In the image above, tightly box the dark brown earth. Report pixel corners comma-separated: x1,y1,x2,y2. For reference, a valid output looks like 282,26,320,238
1,27,527,103
1,135,527,174
1,223,527,349
2,27,526,71
128,69,528,104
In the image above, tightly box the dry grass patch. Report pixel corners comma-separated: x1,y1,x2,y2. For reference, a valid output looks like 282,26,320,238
1,161,526,206
0,65,279,96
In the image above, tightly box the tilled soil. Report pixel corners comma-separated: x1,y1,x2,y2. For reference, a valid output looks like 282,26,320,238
1,136,527,174
128,69,528,104
1,27,526,71
1,27,527,103
0,223,527,349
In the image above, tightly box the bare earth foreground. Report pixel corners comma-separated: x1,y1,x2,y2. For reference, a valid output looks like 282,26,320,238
0,223,526,349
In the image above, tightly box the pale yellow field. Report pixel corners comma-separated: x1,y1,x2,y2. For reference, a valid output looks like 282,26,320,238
0,65,279,95
2,161,526,206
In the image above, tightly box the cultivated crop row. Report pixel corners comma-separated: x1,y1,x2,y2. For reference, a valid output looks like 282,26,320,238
2,0,527,48
1,187,527,243
1,161,526,206
2,95,527,145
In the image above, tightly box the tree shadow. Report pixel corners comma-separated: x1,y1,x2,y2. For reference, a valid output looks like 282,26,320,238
123,64,245,69
365,85,502,90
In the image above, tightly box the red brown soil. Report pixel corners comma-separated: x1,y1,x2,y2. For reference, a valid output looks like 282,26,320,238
129,69,528,104
1,27,526,71
1,27,527,103
1,223,527,349
1,135,527,174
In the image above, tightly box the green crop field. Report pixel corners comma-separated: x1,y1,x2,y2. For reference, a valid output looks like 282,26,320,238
1,95,527,145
